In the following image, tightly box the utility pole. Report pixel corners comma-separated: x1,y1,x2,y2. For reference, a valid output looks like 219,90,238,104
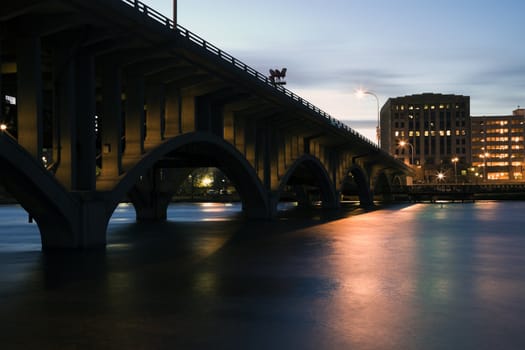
173,0,177,25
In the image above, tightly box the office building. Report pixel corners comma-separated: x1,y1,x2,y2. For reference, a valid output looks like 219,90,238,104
470,108,525,181
380,93,470,182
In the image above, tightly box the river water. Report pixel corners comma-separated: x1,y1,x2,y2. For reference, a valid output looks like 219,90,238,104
0,201,524,349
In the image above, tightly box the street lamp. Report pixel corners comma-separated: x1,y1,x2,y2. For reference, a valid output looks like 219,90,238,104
437,172,445,183
0,123,15,139
452,157,459,183
173,0,177,23
399,140,414,165
480,152,489,181
356,89,380,147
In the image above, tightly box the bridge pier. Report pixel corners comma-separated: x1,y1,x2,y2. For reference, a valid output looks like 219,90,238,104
124,70,146,156
17,34,43,160
66,194,111,249
53,43,76,189
100,60,123,178
145,82,165,144
26,193,110,251
127,168,191,221
75,51,97,191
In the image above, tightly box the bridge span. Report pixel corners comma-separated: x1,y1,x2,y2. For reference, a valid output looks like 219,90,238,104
0,0,412,249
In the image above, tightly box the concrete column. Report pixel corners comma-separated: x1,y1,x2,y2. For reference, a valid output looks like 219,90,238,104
17,34,43,160
0,40,2,122
277,131,286,178
53,45,77,189
75,52,96,191
256,126,267,185
297,137,304,157
284,135,292,168
262,128,279,190
223,109,235,144
145,82,164,144
164,82,180,138
125,70,145,156
244,120,256,167
128,168,172,221
195,95,211,131
319,144,326,166
180,94,195,133
100,61,122,177
330,150,340,196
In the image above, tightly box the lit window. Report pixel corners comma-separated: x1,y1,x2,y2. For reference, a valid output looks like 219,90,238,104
5,95,16,105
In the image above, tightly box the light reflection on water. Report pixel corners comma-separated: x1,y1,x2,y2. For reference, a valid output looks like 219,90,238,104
0,201,524,349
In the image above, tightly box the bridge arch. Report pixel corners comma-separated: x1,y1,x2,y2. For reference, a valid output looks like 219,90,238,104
0,135,86,248
372,171,394,202
340,165,373,207
112,132,270,219
277,154,338,210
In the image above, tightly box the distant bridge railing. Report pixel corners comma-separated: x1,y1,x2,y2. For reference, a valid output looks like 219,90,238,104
393,183,525,194
121,0,378,149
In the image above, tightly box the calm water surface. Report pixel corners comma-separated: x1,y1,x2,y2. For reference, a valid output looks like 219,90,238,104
0,201,524,349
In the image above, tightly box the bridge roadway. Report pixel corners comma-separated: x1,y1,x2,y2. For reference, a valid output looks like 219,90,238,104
0,0,412,249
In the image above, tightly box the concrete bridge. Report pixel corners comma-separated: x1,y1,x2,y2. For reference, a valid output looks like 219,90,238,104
0,0,412,249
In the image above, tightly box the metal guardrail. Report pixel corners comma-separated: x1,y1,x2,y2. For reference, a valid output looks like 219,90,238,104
393,184,525,193
120,0,379,149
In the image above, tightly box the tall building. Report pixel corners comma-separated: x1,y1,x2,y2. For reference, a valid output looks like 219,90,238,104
470,109,525,181
380,93,470,182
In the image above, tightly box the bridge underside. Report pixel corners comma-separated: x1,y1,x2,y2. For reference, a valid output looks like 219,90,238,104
0,0,412,249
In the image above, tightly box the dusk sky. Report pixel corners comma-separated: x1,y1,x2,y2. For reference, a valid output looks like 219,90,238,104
143,0,525,141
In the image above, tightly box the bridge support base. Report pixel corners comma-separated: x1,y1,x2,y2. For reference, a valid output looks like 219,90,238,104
40,194,111,251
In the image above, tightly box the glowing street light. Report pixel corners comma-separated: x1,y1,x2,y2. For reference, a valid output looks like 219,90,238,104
399,140,414,165
451,157,459,183
0,123,15,139
437,172,445,182
356,89,380,147
480,152,489,180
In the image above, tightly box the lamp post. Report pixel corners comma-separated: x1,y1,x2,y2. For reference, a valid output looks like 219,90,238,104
480,152,489,181
436,171,445,190
399,140,414,165
356,89,380,147
0,123,14,139
173,0,177,24
452,157,459,183
484,152,489,181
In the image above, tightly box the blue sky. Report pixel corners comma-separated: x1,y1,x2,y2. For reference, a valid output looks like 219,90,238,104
142,0,525,141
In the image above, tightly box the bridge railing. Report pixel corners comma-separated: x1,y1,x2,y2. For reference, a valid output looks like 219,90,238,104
393,183,525,193
120,0,378,149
